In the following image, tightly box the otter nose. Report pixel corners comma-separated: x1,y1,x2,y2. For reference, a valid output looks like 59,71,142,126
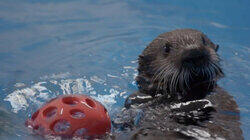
182,49,209,66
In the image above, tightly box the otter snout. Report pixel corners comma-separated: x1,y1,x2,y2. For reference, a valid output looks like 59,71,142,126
181,49,209,67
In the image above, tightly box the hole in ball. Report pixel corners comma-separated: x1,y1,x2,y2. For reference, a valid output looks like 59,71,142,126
43,106,57,118
74,128,88,136
85,98,96,108
31,110,39,121
51,120,71,134
62,96,79,105
70,109,85,119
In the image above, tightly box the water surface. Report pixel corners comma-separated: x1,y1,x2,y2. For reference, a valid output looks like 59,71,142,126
0,0,249,139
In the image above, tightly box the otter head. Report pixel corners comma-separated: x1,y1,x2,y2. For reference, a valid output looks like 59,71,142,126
137,29,224,101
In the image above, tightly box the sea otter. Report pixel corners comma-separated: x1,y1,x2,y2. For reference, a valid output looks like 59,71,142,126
126,29,224,106
111,29,243,140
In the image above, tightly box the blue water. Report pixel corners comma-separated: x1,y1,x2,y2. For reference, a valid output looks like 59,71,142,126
0,0,249,139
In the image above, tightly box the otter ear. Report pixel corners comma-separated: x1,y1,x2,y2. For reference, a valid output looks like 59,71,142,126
139,55,144,59
215,44,219,52
138,55,145,62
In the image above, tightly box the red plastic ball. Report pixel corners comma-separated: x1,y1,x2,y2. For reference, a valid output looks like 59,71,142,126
26,94,111,138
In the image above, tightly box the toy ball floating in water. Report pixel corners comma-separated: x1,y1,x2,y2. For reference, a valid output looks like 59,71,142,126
26,94,111,138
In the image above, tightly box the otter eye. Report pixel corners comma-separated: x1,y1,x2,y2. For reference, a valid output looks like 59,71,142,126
164,44,171,53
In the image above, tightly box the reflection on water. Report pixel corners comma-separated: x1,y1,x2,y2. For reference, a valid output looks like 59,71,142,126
0,0,249,139
4,71,135,114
